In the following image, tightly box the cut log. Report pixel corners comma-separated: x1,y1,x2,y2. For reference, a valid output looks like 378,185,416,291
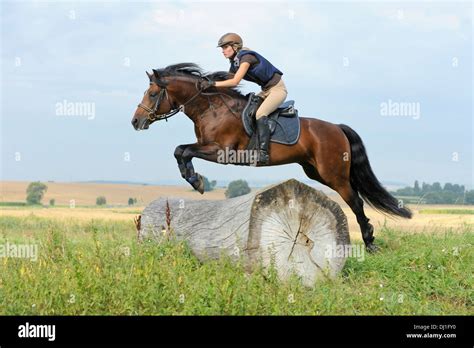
139,179,350,287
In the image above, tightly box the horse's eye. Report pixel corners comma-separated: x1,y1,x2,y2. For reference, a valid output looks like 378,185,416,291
150,92,157,98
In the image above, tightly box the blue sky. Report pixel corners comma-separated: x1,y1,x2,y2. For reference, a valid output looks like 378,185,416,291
1,1,472,189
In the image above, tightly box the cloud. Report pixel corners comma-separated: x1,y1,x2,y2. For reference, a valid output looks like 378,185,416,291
127,2,332,84
128,2,329,46
372,3,469,32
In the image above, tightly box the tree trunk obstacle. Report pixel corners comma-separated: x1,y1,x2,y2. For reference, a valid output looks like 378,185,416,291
139,179,350,287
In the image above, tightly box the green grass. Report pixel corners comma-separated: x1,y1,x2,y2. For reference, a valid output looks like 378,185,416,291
0,216,472,315
419,209,474,215
0,202,28,207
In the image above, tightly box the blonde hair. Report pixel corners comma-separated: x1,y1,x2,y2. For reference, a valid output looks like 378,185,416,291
231,43,243,51
234,45,251,52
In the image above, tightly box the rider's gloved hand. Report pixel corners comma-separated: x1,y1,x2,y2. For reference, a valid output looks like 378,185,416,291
200,80,216,90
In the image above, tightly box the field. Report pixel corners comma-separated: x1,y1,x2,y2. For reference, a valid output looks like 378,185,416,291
2,180,473,240
0,181,228,205
0,215,472,315
1,181,473,315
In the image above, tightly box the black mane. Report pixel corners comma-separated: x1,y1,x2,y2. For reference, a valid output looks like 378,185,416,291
154,63,246,99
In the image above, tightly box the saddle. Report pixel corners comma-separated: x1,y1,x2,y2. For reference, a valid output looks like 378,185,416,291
242,93,301,147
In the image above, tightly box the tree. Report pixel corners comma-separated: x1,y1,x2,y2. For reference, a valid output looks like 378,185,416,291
128,197,137,206
49,199,55,206
443,183,453,192
452,184,464,194
414,180,420,195
393,181,470,204
225,180,251,198
202,176,217,192
425,191,464,204
26,182,48,205
421,182,431,194
465,190,474,204
96,196,107,206
395,186,414,196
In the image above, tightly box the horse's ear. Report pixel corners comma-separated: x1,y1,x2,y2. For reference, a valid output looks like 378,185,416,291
150,69,168,87
146,71,152,80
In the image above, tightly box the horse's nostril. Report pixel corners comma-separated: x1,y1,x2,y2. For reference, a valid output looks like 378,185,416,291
132,118,138,126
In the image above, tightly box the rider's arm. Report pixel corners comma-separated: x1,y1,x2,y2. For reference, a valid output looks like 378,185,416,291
215,62,250,88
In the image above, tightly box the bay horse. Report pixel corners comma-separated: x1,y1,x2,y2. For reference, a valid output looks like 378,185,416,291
131,63,412,252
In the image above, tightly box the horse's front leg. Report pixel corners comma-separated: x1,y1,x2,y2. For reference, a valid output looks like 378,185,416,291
175,143,223,194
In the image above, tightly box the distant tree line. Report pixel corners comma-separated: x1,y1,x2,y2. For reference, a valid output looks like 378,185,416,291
21,179,263,206
391,180,474,204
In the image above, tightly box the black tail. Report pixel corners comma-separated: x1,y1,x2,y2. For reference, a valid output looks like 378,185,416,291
338,124,412,219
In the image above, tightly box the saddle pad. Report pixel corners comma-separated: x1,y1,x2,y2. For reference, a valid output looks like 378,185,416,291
242,112,301,145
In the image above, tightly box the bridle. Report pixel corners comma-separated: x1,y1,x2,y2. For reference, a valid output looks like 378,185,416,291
137,80,182,122
137,75,239,123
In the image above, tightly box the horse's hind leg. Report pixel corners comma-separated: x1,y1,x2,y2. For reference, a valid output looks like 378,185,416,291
334,182,377,252
300,162,377,252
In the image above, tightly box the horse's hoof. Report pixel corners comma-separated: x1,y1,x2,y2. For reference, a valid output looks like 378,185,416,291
366,243,380,253
188,174,205,194
194,174,205,194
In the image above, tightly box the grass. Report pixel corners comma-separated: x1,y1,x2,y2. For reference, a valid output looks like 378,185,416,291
419,209,474,215
0,215,472,315
0,202,28,207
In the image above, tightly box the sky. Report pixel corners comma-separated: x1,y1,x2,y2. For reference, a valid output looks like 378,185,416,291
1,0,472,189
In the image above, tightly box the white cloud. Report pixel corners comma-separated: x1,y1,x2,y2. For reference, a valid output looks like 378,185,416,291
373,4,468,32
129,2,329,47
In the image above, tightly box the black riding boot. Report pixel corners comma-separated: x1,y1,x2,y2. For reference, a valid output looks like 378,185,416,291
256,116,270,165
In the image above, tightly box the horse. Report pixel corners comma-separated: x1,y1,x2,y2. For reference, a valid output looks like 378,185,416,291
131,63,412,252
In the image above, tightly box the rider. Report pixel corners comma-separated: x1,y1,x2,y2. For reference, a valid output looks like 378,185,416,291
201,33,288,165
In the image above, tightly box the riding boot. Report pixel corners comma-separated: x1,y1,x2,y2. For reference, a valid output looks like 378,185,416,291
256,116,270,165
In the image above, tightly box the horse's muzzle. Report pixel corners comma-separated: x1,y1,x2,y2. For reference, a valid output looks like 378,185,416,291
131,117,149,131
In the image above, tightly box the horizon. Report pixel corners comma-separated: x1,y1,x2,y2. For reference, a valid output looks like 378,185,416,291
1,177,469,191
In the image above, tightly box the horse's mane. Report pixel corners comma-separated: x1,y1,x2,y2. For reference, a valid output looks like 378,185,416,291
154,63,247,100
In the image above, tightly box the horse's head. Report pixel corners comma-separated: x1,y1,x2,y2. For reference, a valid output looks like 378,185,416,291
132,63,246,131
131,70,176,130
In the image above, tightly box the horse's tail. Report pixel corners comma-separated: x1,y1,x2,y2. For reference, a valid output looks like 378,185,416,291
338,124,412,219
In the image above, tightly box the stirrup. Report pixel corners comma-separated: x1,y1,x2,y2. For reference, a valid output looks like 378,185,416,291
258,150,269,165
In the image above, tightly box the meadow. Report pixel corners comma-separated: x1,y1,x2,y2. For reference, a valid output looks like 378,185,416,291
0,214,472,315
1,181,473,315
